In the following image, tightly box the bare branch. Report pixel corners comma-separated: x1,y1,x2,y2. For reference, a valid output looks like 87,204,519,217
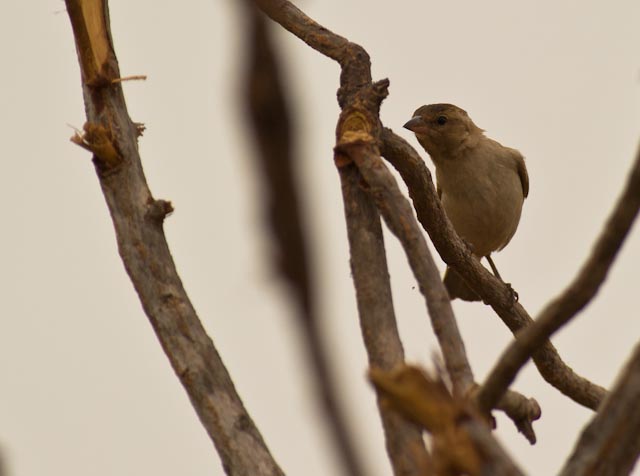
243,7,365,476
340,165,431,476
559,341,640,476
379,128,607,411
254,0,372,104
65,1,283,475
257,0,541,445
255,2,431,474
337,101,474,397
477,143,640,413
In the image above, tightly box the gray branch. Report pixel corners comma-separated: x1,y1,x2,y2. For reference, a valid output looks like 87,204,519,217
65,2,284,475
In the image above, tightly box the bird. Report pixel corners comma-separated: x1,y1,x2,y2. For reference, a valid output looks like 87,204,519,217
403,104,529,301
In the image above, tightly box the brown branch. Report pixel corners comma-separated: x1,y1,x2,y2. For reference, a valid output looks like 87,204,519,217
380,128,607,411
257,0,541,446
243,8,365,476
253,0,372,104
255,2,431,475
477,143,640,413
65,1,284,475
340,164,432,476
559,341,640,476
370,365,524,476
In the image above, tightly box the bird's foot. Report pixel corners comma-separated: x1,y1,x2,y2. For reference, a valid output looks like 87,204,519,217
505,282,519,304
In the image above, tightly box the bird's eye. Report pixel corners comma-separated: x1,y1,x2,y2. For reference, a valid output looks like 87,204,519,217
436,115,447,126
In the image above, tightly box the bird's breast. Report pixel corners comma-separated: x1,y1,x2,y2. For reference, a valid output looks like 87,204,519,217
436,155,524,257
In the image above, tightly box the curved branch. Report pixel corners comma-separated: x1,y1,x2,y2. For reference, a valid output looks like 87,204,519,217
65,2,283,475
476,143,640,413
380,128,607,411
559,341,640,476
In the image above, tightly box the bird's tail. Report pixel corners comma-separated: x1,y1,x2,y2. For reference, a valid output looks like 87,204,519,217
443,267,480,302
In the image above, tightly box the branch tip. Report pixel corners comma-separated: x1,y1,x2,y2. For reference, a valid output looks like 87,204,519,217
147,199,174,223
111,74,147,84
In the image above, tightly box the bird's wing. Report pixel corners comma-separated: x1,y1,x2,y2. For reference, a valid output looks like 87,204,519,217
504,147,529,199
514,151,529,198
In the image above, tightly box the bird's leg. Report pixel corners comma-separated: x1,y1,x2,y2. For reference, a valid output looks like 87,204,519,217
485,254,519,303
486,254,503,280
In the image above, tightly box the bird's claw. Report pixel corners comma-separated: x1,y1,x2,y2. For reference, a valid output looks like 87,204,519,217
505,282,519,304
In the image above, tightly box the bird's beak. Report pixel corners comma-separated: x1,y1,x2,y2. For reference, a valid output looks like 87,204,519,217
403,116,427,133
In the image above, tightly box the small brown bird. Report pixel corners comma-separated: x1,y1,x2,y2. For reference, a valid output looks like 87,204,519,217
404,104,529,301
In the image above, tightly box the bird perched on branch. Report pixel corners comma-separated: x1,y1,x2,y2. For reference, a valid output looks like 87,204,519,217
404,104,529,301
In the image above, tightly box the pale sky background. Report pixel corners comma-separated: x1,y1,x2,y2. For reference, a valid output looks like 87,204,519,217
1,1,639,475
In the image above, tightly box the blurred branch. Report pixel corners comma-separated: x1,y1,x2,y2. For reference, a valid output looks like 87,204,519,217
65,1,284,475
477,143,640,413
243,7,365,476
559,341,640,476
370,366,525,476
494,389,541,444
380,128,607,411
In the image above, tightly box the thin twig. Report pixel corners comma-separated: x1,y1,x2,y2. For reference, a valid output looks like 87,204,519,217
476,143,640,413
380,128,607,411
243,8,364,476
65,1,284,475
559,341,640,476
111,74,147,83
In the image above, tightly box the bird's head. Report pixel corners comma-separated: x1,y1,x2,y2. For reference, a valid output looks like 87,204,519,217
403,103,483,159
